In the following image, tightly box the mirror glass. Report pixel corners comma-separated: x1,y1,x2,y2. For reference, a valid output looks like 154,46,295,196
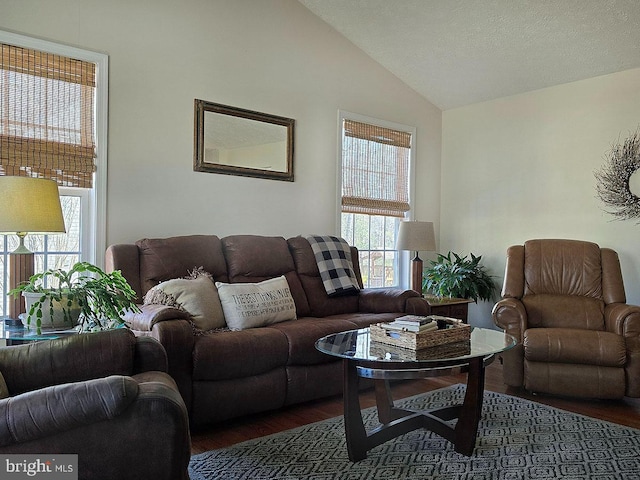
194,100,294,181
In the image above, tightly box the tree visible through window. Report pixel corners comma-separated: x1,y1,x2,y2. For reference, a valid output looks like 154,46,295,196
339,114,414,288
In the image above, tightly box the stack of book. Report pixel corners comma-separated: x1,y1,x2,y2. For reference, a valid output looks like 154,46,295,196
371,315,470,351
378,315,438,333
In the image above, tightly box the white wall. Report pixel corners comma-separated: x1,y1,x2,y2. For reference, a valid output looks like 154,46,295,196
0,0,441,251
442,68,640,328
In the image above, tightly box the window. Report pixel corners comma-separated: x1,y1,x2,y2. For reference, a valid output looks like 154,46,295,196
0,31,107,316
338,112,415,289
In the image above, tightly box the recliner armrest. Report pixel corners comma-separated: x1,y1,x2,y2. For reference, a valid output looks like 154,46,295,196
0,330,139,395
0,376,138,447
492,297,528,343
134,336,168,373
605,302,640,337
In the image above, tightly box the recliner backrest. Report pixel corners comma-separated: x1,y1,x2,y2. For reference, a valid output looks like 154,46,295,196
502,239,627,330
523,239,602,298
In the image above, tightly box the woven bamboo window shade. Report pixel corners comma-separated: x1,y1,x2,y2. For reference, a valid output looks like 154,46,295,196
341,119,411,217
0,43,96,188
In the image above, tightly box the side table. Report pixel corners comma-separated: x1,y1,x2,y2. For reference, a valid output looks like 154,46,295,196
422,296,473,323
1,318,77,346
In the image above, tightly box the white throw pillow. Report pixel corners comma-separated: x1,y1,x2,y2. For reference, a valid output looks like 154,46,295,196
144,275,225,331
215,275,297,330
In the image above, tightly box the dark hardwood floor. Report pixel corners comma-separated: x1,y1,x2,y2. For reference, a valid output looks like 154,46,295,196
190,361,640,454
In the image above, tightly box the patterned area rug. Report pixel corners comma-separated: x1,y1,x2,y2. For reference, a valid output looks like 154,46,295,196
189,385,640,479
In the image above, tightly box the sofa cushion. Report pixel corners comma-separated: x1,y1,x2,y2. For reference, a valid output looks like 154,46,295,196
269,316,361,365
524,328,626,367
305,235,361,296
216,276,297,330
222,235,311,317
144,275,225,331
287,236,359,317
522,294,604,330
136,235,228,295
192,328,289,381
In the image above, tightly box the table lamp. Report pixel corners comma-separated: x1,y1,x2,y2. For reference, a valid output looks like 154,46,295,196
396,221,436,293
0,176,66,319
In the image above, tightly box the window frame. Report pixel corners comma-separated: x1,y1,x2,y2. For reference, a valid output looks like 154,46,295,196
337,110,417,290
0,29,108,266
0,188,89,315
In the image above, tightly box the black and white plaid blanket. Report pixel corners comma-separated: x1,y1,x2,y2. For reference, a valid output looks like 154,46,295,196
305,235,361,297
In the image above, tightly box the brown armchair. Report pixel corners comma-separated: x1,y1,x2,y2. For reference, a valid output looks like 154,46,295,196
0,329,191,480
492,239,640,399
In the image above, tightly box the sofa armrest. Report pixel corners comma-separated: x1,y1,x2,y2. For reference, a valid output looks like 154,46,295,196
358,288,420,313
491,297,528,343
128,316,195,413
123,304,190,332
0,376,138,447
0,329,139,395
0,374,191,479
134,336,168,373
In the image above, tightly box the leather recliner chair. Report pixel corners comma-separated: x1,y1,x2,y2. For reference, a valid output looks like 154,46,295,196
492,239,640,399
0,328,191,479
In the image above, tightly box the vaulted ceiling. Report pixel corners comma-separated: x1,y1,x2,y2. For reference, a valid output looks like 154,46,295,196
299,0,640,110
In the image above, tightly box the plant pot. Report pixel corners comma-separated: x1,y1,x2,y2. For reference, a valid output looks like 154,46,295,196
22,292,81,330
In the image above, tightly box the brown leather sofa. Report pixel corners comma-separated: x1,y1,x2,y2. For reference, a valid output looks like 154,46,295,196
105,234,433,428
492,239,640,399
0,329,191,480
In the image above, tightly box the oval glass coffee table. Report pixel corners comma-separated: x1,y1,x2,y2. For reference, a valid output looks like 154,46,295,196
315,327,516,462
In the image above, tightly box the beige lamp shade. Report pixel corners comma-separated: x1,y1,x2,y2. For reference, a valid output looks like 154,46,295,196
1,176,66,318
396,221,436,253
0,176,66,235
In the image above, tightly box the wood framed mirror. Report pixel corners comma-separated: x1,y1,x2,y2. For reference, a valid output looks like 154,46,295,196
194,100,295,181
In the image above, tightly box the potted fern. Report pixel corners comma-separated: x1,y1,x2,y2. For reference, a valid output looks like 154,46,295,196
422,251,497,303
9,262,139,334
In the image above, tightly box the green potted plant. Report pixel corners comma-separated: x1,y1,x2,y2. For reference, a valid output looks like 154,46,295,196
422,251,497,302
9,261,139,333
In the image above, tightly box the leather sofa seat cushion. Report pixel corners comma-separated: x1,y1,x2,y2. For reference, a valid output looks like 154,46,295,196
270,317,360,365
524,328,626,367
137,235,228,294
192,328,289,381
522,294,604,330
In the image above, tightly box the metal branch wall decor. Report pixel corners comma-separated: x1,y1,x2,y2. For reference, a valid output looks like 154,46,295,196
595,129,640,222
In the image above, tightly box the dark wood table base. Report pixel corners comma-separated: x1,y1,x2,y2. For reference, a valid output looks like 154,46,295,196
343,355,491,462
